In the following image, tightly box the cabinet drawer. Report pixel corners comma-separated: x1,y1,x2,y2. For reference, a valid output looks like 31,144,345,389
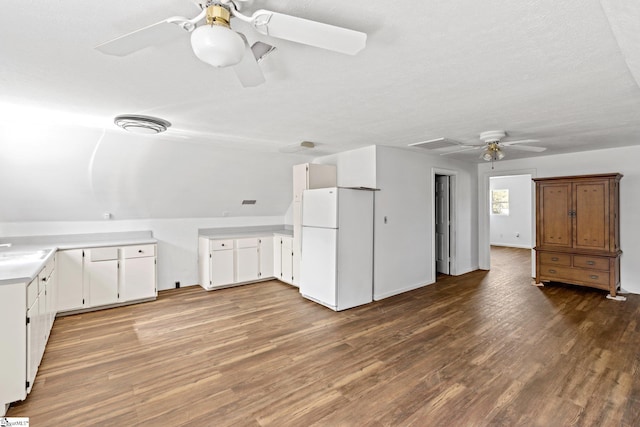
539,252,571,266
236,238,258,249
211,239,234,251
540,265,609,287
90,247,119,261
123,244,156,259
572,255,609,271
27,278,38,309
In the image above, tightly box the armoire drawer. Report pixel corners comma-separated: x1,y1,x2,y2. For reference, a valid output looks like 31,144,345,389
539,252,571,266
572,255,609,271
540,265,609,287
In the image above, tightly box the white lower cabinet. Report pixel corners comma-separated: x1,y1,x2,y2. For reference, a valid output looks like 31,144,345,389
211,247,235,287
279,236,295,285
198,235,280,290
122,245,157,302
87,248,119,307
258,237,274,279
56,249,85,311
56,244,157,314
0,256,56,413
236,238,259,283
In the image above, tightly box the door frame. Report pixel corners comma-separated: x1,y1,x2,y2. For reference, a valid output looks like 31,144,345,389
431,168,457,280
478,168,537,277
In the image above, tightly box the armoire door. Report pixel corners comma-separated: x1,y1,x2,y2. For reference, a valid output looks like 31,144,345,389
539,183,572,248
573,180,609,251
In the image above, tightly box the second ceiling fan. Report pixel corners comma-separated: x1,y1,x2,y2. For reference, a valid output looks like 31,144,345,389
95,0,367,87
442,130,546,162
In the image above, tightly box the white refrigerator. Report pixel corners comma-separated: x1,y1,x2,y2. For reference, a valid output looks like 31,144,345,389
300,187,374,311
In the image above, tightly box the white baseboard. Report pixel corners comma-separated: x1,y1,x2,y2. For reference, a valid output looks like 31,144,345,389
490,243,533,249
374,281,434,301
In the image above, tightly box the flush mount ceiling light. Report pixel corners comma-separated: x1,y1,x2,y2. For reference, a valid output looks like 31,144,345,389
114,114,171,134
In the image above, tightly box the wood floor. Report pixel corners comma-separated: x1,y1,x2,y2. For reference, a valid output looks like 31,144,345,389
8,247,640,426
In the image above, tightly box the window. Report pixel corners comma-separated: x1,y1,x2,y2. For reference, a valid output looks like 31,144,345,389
491,189,509,215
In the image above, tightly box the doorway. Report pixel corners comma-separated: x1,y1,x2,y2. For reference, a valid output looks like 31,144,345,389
479,169,536,277
435,175,451,275
432,169,457,281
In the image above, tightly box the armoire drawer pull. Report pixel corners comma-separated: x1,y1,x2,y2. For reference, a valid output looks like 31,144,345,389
548,269,557,274
551,257,559,261
590,275,598,280
587,261,595,265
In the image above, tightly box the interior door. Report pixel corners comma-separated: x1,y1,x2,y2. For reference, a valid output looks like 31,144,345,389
435,175,450,275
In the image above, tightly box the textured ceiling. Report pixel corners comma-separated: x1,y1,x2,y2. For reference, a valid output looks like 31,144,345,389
2,0,640,162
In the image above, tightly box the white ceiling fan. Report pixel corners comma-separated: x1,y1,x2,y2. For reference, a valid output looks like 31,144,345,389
441,130,546,161
94,0,367,87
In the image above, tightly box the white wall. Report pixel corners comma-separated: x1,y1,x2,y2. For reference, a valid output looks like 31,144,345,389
489,175,532,248
0,216,284,291
316,145,479,301
478,145,640,294
0,122,309,221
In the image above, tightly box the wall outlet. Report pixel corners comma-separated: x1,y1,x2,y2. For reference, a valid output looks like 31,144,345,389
175,281,180,289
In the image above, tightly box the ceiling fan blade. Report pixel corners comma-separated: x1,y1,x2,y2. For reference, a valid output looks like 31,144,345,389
440,145,484,155
501,139,540,146
507,145,547,152
95,16,192,56
248,10,366,55
232,34,266,87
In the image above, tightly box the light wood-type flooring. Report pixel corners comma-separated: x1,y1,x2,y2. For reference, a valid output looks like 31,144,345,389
8,247,640,426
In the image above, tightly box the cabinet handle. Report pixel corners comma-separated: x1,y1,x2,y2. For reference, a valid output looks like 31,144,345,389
41,277,47,282
138,250,143,253
221,243,225,247
548,269,557,274
590,275,599,280
586,261,595,265
551,257,559,261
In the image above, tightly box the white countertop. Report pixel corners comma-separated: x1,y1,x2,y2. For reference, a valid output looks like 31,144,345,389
199,226,292,239
0,232,157,286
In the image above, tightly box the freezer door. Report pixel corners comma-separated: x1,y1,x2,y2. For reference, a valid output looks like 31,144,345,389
300,227,337,309
302,187,338,228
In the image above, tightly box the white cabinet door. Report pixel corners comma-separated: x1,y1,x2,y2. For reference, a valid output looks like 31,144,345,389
86,259,119,306
122,256,156,301
281,237,294,284
259,237,274,279
56,249,85,311
211,250,234,287
273,238,282,280
26,296,39,394
236,247,259,283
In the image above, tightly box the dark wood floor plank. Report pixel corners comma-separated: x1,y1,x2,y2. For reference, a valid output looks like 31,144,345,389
7,246,640,426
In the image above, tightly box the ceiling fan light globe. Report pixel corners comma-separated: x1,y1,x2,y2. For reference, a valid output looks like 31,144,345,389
481,151,493,161
496,150,505,160
190,25,245,67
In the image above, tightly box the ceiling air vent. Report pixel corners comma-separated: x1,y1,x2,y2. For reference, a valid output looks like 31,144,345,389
114,114,171,134
409,138,460,150
242,200,257,205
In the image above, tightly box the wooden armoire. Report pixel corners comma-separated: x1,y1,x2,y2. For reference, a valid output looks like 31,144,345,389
533,173,622,297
